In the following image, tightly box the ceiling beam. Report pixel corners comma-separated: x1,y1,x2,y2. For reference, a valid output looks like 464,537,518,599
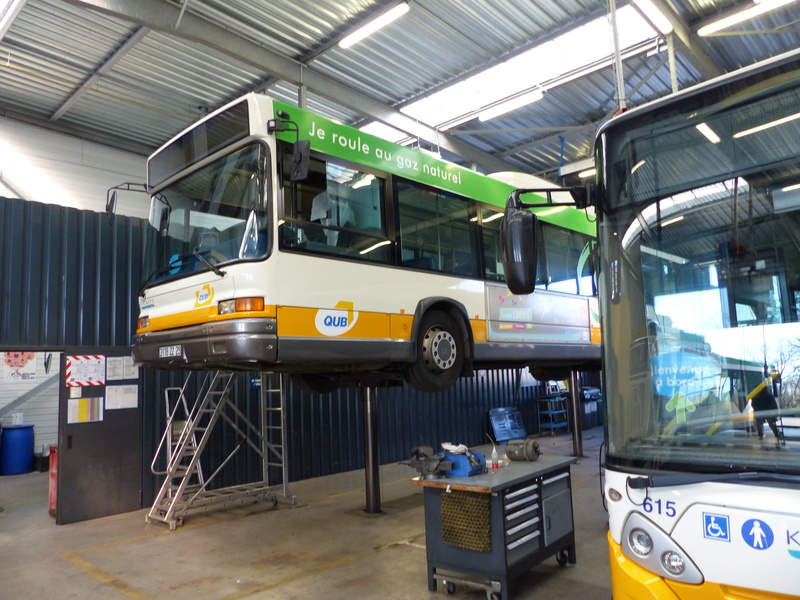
50,25,150,122
646,0,725,79
61,0,516,173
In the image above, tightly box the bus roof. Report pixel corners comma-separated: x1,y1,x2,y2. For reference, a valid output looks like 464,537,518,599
596,47,800,140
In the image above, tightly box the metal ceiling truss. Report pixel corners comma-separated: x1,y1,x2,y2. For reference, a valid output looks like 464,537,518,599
61,0,516,173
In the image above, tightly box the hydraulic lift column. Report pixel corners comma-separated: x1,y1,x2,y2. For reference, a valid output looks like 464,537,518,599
569,370,584,458
362,385,381,513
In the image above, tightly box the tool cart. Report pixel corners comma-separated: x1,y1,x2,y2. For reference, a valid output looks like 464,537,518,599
412,455,577,600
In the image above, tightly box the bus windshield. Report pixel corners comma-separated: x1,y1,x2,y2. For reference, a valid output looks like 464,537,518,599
144,143,269,286
599,60,800,475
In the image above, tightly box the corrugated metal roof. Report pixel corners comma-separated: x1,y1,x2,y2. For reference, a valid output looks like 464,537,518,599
1,0,799,180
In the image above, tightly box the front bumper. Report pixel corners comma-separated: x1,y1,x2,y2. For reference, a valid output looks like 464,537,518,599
132,318,277,369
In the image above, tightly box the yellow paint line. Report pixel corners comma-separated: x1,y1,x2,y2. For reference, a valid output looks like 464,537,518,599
59,477,418,597
318,475,416,500
58,508,289,593
219,532,426,600
61,552,156,600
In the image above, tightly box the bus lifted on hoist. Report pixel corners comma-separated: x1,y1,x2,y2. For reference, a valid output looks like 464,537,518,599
131,94,600,393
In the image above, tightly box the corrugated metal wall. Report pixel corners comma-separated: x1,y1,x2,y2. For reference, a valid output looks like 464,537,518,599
0,196,143,347
1,196,594,506
139,368,549,504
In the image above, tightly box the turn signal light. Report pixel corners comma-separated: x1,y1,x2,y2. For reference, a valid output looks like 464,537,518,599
138,316,150,329
218,297,265,314
236,297,265,312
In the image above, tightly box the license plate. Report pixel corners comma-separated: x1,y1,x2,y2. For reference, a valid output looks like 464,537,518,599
158,345,182,358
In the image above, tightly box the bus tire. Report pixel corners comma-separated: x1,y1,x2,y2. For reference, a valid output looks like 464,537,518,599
406,310,464,393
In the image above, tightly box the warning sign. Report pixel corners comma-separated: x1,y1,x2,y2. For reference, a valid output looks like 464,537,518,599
66,355,106,387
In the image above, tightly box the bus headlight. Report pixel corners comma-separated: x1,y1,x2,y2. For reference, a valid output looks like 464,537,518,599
219,297,265,314
629,528,653,556
620,512,703,584
661,551,685,575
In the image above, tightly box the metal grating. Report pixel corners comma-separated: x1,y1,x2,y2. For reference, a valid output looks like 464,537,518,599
441,489,492,552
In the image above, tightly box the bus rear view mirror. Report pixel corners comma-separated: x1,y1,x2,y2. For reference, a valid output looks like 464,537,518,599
105,190,117,223
290,140,310,181
501,207,538,295
570,185,593,209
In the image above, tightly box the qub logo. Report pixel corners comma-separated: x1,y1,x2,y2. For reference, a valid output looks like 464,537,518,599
195,284,214,307
315,301,358,337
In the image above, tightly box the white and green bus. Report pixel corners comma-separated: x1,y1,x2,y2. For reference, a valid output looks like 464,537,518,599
132,94,598,392
504,48,800,599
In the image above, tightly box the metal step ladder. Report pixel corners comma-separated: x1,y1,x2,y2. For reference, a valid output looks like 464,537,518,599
147,370,295,529
260,372,294,501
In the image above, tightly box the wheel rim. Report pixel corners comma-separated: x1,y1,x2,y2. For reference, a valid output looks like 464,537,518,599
422,327,457,372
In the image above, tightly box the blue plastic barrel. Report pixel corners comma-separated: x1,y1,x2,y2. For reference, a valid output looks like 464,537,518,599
0,424,35,475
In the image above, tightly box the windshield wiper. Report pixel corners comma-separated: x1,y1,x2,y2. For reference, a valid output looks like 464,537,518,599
138,264,175,298
138,250,226,298
628,471,800,489
192,250,226,277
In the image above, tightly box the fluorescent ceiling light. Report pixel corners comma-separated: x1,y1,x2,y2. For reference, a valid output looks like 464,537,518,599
631,160,646,174
0,0,26,39
359,240,391,255
662,215,684,227
696,122,721,143
477,89,543,122
733,111,800,138
351,174,375,189
358,121,409,144
400,5,657,128
339,3,409,49
560,157,594,177
359,5,660,143
578,168,597,178
697,0,797,36
483,212,503,223
633,0,674,34
782,183,800,192
641,245,689,264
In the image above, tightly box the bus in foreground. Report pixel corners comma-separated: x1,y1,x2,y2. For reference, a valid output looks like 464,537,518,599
131,94,599,392
504,48,800,598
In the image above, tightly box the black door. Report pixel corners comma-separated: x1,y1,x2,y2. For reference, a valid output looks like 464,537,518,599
56,348,142,524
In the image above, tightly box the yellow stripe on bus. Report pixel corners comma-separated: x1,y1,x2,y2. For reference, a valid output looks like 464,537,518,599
141,304,491,346
277,306,392,339
471,320,487,343
139,305,277,333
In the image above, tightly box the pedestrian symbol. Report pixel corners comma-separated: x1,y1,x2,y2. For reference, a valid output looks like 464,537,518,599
703,513,730,542
741,519,774,550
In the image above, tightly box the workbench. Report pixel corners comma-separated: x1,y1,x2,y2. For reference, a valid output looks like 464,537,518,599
412,455,577,600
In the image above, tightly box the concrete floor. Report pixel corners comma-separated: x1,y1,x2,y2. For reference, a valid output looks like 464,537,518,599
0,430,610,600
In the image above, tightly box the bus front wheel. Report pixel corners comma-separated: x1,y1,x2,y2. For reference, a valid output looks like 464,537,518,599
406,310,465,393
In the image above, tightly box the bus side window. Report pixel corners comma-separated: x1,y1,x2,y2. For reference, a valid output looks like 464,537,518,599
480,208,505,281
280,148,389,263
396,178,479,277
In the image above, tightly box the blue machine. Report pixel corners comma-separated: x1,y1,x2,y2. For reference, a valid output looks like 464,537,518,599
442,451,485,477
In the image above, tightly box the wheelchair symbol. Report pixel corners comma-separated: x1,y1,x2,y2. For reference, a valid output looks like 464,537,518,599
703,513,730,542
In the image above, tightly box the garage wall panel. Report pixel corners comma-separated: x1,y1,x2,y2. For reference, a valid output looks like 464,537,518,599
0,196,145,348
